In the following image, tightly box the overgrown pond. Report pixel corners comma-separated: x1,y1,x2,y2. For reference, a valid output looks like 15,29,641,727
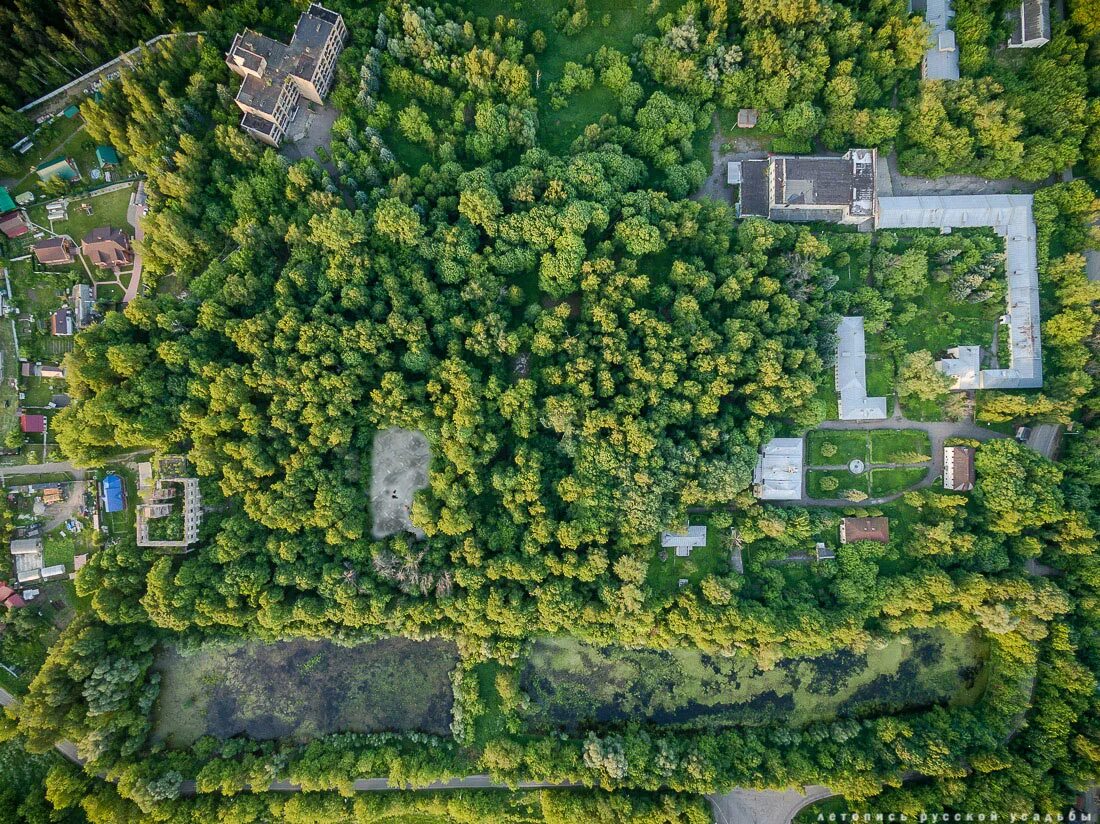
152,637,458,747
520,629,986,732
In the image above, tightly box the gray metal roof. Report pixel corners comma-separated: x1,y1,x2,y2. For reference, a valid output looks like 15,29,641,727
1008,0,1050,47
836,316,888,420
753,438,804,500
878,195,1042,390
661,525,707,548
921,0,960,80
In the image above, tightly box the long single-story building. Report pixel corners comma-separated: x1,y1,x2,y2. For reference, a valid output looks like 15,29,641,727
661,524,707,557
840,517,890,545
877,195,1042,390
836,316,888,421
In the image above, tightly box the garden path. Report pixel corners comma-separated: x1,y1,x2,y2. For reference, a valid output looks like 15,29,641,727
790,417,1006,507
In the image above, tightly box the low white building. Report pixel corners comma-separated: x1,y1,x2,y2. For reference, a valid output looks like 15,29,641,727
661,525,707,557
836,317,888,421
753,438,805,500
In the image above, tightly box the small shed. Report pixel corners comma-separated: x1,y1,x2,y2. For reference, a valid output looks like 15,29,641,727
62,105,80,119
95,145,120,167
737,108,758,128
19,414,46,434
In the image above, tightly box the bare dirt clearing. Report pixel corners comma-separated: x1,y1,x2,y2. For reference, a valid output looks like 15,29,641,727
370,428,430,539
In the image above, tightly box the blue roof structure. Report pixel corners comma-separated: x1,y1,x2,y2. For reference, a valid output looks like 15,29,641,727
101,474,125,513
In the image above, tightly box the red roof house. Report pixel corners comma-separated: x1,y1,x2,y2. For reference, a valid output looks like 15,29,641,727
0,584,13,602
81,227,132,269
3,593,26,608
0,211,29,238
20,414,46,434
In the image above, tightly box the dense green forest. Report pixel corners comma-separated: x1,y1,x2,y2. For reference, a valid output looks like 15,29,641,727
1,0,1099,820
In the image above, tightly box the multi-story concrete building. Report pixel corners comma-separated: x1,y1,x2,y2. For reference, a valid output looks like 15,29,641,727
226,4,347,147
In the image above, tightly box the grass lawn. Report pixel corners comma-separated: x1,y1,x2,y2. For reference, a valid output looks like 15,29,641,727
471,661,508,750
0,321,20,438
892,279,999,355
30,185,134,243
8,117,87,196
810,373,840,423
99,464,137,540
96,282,124,303
806,469,869,499
868,429,931,463
807,430,867,465
869,467,929,497
647,517,730,595
22,376,65,408
899,395,949,422
42,525,94,570
520,629,988,732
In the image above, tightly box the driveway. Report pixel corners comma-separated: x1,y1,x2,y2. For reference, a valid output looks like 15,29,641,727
694,112,768,204
123,181,145,304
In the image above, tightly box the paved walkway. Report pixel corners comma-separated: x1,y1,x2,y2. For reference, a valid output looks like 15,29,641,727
792,418,1006,507
123,181,145,304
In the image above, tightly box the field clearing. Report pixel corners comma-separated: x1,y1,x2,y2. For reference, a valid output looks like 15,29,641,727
152,637,458,748
520,630,986,732
463,0,663,154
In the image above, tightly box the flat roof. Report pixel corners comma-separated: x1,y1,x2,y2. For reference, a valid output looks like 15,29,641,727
738,160,769,217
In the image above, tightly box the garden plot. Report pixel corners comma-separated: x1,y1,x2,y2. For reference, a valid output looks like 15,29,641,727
370,427,430,539
152,637,458,748
520,629,985,732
